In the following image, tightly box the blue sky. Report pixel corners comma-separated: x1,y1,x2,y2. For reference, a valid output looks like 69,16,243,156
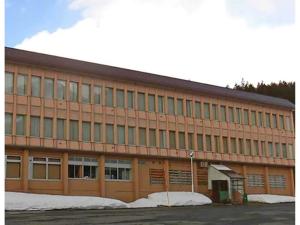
5,0,81,46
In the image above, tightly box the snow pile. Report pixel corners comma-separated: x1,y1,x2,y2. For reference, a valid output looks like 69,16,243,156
248,194,295,204
148,192,212,207
5,192,127,211
128,198,158,208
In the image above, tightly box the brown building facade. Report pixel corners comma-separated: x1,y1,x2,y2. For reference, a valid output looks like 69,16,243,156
5,47,295,202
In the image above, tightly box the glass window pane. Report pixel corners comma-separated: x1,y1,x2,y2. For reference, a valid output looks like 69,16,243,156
212,104,218,120
17,74,27,96
138,93,145,111
245,139,251,155
282,144,287,158
229,107,234,123
70,120,79,141
272,114,277,128
6,162,20,178
220,106,226,122
148,94,155,112
231,138,237,154
188,133,194,150
48,164,61,179
251,111,257,126
30,116,40,137
236,108,242,124
44,118,53,138
33,164,46,179
149,129,156,147
5,113,13,135
117,89,125,107
57,119,65,140
127,91,134,109
253,140,259,156
5,72,14,94
275,143,280,157
169,131,176,149
57,80,66,100
285,116,291,131
31,76,41,97
197,134,203,151
279,115,284,129
94,85,102,104
158,96,164,113
239,138,244,154
117,125,125,144
186,100,192,117
94,123,102,142
214,136,220,153
268,142,274,157
223,137,228,153
179,132,185,149
204,103,210,119
139,127,146,146
261,141,266,156
128,126,135,145
44,78,54,99
168,97,175,115
106,124,114,144
82,84,91,103
177,99,183,116
195,102,201,119
82,122,91,142
16,115,26,136
69,82,78,102
244,109,249,125
258,112,263,127
266,113,271,128
159,130,166,148
206,135,211,151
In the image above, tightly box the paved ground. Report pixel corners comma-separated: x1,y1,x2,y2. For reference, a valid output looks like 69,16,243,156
6,203,294,225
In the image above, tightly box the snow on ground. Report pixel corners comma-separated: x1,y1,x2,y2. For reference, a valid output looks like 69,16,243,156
248,194,295,204
128,198,158,208
5,192,127,211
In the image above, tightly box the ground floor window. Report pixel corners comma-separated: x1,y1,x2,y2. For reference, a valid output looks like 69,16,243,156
105,159,131,181
29,157,61,180
5,155,21,179
269,175,286,188
247,174,264,187
68,156,98,179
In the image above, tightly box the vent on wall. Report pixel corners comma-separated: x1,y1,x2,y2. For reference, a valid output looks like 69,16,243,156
169,170,192,185
149,169,164,184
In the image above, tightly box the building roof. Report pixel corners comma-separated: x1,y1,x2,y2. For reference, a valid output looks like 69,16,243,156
5,47,295,110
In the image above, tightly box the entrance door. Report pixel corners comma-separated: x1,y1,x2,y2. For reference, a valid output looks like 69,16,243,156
212,180,228,202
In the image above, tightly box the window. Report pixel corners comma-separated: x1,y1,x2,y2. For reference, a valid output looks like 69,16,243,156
70,120,79,141
279,115,284,129
204,103,210,119
197,134,203,151
106,124,114,144
138,92,145,111
248,174,264,187
117,125,125,144
57,80,66,100
253,140,259,156
82,122,91,142
105,159,131,180
16,114,26,136
230,138,237,154
82,84,91,103
179,132,185,149
243,109,249,125
214,136,220,153
220,106,226,122
265,113,271,128
168,97,175,115
148,94,155,112
258,112,263,127
288,144,294,159
236,108,242,124
68,157,98,179
5,113,13,135
17,74,27,96
223,137,228,154
69,82,78,102
268,142,273,157
128,126,135,145
116,89,125,108
186,100,192,117
261,141,266,156
238,138,244,154
57,119,66,140
159,130,166,148
188,133,194,150
282,144,287,158
5,72,14,94
229,107,234,123
31,76,41,97
206,135,212,151
269,175,286,188
169,131,176,149
30,116,40,137
30,157,61,180
158,96,164,113
93,85,102,104
6,155,21,179
272,114,277,128
149,129,156,147
285,116,291,131
94,85,102,105
105,87,114,107
195,102,201,119
245,139,251,155
44,118,53,138
139,127,146,146
127,91,134,109
44,78,54,99
94,123,102,142
251,111,257,126
275,143,280,158
212,104,218,120
177,99,183,116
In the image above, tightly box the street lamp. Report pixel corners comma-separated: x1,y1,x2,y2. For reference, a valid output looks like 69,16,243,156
189,150,194,193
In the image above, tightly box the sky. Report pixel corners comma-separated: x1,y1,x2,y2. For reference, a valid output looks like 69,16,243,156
5,0,298,87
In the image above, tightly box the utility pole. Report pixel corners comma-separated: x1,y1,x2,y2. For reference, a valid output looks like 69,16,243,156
190,150,194,193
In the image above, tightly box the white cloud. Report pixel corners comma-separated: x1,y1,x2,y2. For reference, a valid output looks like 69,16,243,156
15,0,298,87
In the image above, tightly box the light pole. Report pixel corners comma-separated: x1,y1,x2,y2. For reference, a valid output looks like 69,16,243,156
190,150,194,193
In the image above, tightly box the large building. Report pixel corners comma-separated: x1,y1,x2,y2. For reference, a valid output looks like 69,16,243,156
5,47,295,203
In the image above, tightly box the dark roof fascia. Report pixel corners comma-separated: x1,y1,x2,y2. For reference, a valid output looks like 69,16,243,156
5,47,295,110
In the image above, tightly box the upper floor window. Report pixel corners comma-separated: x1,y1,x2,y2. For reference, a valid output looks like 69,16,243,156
70,120,79,141
253,140,259,156
186,100,193,117
268,142,274,157
94,123,102,143
44,78,54,99
116,89,125,108
272,114,277,128
179,132,185,149
5,113,13,135
158,96,165,113
258,112,263,127
128,126,135,145
159,130,166,148
275,143,280,158
245,139,251,155
251,111,256,126
138,92,145,111
127,91,134,109
230,138,237,154
168,97,175,115
261,141,266,156
106,124,114,144
236,108,242,124
30,116,40,137
169,131,176,149
57,119,66,140
44,118,53,138
220,105,226,122
279,115,284,129
117,125,125,144
223,137,228,153
138,127,146,146
265,113,271,128
5,72,14,94
285,116,291,131
105,87,114,107
94,85,102,104
229,107,234,123
206,135,212,151
197,134,203,151
212,104,218,120
69,82,78,102
82,84,91,103
57,80,66,100
243,109,249,125
149,129,156,147
148,94,155,112
238,138,244,154
195,102,201,119
16,114,26,136
31,76,41,97
177,98,183,116
214,136,220,153
17,74,27,96
204,103,210,120
82,121,91,142
188,133,194,150
282,143,287,158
